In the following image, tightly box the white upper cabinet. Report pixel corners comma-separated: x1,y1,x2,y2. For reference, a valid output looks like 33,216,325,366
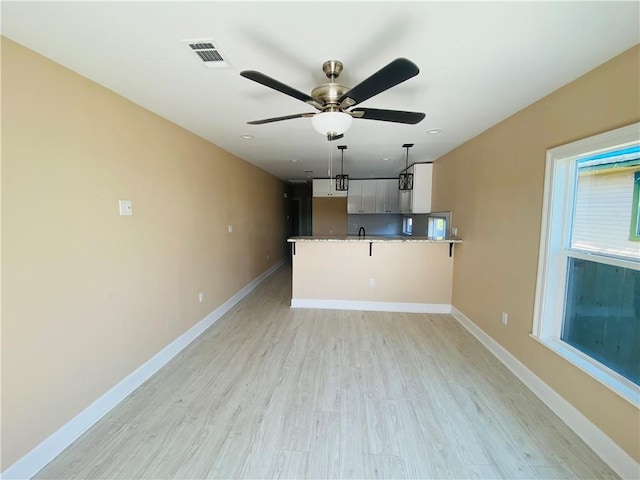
348,180,377,213
313,164,431,212
348,179,405,214
362,181,377,212
375,179,400,214
399,163,432,214
313,179,348,197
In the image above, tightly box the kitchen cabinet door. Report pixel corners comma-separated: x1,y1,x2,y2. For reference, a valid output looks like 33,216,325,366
387,181,400,213
361,180,376,213
400,189,413,213
348,180,376,213
398,164,432,213
347,180,364,213
375,179,400,213
313,179,348,197
375,180,387,213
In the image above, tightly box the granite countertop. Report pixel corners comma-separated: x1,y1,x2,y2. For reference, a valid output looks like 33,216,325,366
287,235,462,243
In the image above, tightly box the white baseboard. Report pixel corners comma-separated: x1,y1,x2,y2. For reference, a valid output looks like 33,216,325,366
291,298,451,314
1,259,286,480
451,306,639,480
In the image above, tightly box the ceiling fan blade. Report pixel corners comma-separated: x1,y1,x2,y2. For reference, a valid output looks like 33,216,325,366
241,70,323,109
350,108,425,124
338,58,419,109
247,113,314,125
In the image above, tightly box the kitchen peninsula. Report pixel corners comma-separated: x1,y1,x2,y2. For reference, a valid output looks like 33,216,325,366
288,235,462,313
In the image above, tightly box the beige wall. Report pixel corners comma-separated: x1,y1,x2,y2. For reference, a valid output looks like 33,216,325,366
1,37,287,469
312,197,347,236
292,242,453,304
431,45,640,461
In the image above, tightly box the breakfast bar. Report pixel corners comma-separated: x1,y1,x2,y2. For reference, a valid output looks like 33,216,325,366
288,236,462,313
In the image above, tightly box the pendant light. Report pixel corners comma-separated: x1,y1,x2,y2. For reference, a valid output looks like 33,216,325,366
336,145,349,191
398,143,414,190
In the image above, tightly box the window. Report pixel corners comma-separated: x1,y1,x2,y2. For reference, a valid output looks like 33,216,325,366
572,145,640,258
428,217,446,240
403,216,413,235
534,123,640,405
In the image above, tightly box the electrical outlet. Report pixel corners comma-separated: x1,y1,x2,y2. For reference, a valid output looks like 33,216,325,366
228,225,233,233
501,312,508,325
370,278,376,287
199,292,204,303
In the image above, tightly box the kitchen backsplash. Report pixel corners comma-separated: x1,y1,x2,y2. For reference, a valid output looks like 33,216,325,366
347,212,452,237
347,214,403,236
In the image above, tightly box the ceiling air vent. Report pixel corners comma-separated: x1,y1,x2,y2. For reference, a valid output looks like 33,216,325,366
184,40,230,68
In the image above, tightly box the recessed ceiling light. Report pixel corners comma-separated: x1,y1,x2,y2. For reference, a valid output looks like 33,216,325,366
240,134,254,139
427,129,442,134
291,159,298,163
381,157,392,161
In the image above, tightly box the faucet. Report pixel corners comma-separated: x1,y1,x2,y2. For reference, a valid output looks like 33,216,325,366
358,226,366,238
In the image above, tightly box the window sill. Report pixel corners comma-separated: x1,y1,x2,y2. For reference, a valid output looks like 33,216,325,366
530,334,640,408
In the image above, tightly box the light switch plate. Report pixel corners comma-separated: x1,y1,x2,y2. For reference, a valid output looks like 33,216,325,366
119,200,133,216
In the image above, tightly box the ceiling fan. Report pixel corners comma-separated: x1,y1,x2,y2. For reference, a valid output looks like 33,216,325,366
240,58,425,140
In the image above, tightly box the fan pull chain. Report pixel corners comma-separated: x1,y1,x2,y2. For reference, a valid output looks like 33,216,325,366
328,140,333,181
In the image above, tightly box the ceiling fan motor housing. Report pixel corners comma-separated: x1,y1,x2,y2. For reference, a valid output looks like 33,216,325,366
311,84,349,109
311,60,350,110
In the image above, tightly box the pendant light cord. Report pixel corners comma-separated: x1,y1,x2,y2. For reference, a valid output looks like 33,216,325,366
405,146,409,171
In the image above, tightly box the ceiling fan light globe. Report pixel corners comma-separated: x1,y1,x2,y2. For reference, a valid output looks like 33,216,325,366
311,111,353,136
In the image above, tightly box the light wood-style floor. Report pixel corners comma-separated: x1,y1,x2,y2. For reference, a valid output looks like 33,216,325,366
36,265,618,479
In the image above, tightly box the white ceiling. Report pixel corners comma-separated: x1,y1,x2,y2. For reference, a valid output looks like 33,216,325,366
2,1,639,181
